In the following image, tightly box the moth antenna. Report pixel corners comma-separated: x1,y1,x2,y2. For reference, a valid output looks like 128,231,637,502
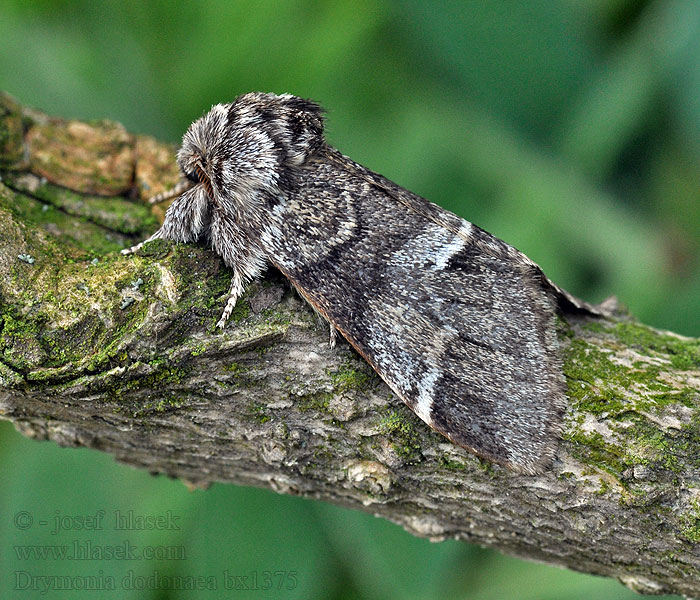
148,179,194,205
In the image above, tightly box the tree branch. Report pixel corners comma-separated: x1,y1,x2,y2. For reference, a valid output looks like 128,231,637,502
1,92,699,597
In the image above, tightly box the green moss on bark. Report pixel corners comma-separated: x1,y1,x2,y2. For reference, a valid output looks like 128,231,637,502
562,318,700,480
379,409,424,462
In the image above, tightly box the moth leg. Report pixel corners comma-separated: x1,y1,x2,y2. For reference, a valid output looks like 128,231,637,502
121,227,164,255
121,186,210,255
216,273,246,329
211,216,268,329
296,290,337,348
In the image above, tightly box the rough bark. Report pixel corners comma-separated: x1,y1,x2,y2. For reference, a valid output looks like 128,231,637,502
1,92,699,597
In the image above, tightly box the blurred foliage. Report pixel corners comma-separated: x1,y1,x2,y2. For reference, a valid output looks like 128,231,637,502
0,1,697,598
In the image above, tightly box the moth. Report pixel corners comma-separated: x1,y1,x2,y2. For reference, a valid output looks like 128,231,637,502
124,92,602,474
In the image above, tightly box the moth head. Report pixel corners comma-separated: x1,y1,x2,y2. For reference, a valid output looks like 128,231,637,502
176,93,325,203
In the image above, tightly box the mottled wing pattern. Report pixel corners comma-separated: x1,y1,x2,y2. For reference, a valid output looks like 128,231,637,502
264,154,565,473
327,150,604,317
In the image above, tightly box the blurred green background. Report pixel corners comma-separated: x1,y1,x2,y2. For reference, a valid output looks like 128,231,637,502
1,0,698,598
